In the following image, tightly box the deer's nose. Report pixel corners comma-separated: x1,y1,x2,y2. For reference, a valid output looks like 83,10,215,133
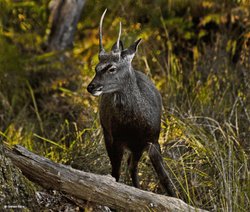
87,83,96,93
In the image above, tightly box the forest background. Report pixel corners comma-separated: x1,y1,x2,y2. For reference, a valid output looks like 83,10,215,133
0,0,250,211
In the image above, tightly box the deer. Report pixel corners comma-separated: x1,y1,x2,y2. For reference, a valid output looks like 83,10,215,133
87,9,176,197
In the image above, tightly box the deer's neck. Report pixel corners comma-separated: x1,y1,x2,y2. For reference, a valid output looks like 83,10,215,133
113,71,141,108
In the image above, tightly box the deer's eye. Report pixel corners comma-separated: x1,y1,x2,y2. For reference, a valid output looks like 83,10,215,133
108,68,116,73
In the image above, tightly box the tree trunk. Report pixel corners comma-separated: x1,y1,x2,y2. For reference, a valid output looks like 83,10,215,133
46,0,86,51
0,144,37,210
5,145,208,212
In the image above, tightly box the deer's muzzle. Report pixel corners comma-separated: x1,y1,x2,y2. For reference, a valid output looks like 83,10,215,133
87,83,103,96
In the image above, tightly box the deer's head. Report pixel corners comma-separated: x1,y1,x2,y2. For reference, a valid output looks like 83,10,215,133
87,9,141,96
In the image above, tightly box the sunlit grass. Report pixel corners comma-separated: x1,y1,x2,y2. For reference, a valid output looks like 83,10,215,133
159,111,249,211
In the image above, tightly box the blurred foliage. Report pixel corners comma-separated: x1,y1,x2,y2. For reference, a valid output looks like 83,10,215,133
0,0,250,211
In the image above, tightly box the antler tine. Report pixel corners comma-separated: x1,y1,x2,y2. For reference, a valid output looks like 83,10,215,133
99,9,107,53
116,22,122,51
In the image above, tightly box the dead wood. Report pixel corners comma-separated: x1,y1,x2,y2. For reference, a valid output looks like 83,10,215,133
5,145,208,212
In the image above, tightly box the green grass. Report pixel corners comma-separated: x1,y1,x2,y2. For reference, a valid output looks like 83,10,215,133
160,111,249,211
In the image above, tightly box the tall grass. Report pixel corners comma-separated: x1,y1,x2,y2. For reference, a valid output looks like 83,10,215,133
159,110,249,211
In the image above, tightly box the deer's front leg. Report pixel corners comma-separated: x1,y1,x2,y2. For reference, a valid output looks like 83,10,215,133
110,141,124,182
103,130,124,182
128,151,143,188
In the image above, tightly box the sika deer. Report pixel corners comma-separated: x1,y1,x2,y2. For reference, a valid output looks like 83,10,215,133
87,9,176,196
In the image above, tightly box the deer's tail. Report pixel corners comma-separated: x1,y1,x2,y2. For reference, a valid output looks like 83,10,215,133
148,143,177,197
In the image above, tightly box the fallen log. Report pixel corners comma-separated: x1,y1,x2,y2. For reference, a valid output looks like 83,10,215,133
5,145,207,212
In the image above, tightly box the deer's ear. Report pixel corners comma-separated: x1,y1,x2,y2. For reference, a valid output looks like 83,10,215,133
111,40,124,52
121,38,142,61
128,38,142,54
